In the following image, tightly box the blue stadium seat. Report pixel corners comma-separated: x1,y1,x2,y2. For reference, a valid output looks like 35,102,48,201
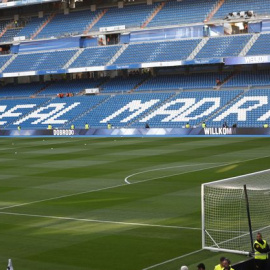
69,45,121,68
114,39,201,65
3,49,77,73
196,35,252,59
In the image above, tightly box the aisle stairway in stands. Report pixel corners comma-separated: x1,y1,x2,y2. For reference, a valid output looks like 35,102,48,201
205,0,226,22
126,92,178,127
201,90,245,126
31,13,56,40
239,33,261,56
83,9,108,34
62,95,112,128
141,1,166,29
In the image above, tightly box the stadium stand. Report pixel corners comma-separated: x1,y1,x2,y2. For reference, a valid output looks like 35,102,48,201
69,45,121,68
35,10,100,39
196,35,252,59
213,0,270,20
15,16,49,40
223,70,270,87
246,33,270,56
207,89,270,128
100,75,147,93
7,95,109,128
72,92,173,128
38,78,104,96
147,0,214,27
136,73,230,91
0,82,45,97
91,3,159,31
0,28,21,43
131,90,243,128
114,39,201,65
2,0,270,131
3,49,77,73
0,55,11,69
0,98,50,127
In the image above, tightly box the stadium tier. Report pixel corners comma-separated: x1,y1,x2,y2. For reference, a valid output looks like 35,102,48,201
207,89,270,128
0,33,268,74
114,39,201,65
6,95,108,129
135,73,230,91
196,35,252,59
246,33,270,56
38,78,104,96
0,55,11,70
147,0,213,27
69,45,121,68
90,3,160,31
35,10,100,40
3,49,77,73
100,75,147,93
0,82,45,97
16,16,50,40
0,28,21,43
213,0,270,19
1,86,270,129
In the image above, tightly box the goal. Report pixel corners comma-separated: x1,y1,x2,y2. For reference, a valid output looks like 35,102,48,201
202,169,270,255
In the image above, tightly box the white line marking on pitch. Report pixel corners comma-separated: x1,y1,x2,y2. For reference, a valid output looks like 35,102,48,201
125,153,270,185
0,211,201,231
124,163,217,184
142,249,203,270
125,162,229,184
0,183,126,211
0,163,223,211
1,154,270,211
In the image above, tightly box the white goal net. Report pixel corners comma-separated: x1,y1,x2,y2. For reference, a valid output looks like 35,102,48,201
202,169,270,255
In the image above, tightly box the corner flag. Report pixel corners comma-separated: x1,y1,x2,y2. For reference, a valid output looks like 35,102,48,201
7,259,13,270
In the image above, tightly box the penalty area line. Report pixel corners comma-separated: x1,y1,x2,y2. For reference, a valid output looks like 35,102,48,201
124,163,218,184
125,162,229,185
0,211,201,231
142,248,203,270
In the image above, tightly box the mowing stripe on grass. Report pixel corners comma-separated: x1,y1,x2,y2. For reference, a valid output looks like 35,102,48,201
0,211,201,230
0,162,227,211
1,154,270,211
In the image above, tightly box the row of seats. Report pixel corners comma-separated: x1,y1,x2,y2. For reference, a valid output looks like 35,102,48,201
2,89,270,128
114,39,201,65
207,89,270,127
213,0,270,19
2,69,270,98
0,0,214,42
0,34,267,74
4,49,77,73
2,0,270,43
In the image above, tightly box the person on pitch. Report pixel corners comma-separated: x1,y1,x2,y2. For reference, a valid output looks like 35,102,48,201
214,257,225,270
254,232,269,270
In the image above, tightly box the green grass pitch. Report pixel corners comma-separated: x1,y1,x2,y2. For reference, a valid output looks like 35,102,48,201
0,137,270,270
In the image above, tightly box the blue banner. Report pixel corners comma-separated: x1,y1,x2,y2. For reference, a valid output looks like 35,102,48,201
262,20,270,32
1,128,270,137
19,37,80,53
225,55,270,65
248,22,261,33
82,37,98,48
0,0,59,9
183,58,223,65
36,69,68,75
130,25,203,43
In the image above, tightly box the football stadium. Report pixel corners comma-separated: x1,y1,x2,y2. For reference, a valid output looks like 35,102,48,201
0,0,270,269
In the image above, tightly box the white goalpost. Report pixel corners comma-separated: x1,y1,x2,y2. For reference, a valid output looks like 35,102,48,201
201,169,270,255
